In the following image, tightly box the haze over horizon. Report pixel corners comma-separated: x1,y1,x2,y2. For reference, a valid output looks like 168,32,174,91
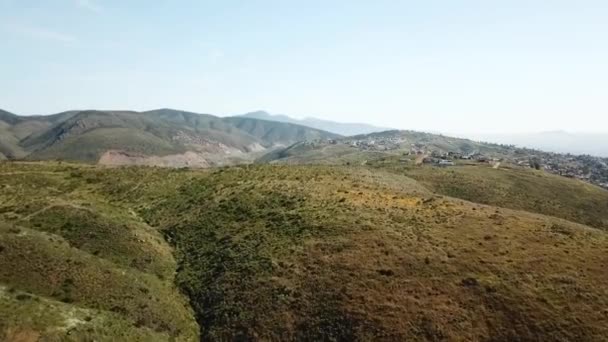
2,0,607,133
4,3,608,339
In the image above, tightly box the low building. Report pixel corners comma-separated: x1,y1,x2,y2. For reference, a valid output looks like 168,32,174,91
448,151,463,159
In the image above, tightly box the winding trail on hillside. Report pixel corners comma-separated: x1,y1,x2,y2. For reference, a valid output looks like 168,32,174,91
16,201,90,223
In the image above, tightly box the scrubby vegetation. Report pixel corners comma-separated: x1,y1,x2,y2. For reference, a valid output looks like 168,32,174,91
2,161,608,340
0,162,198,341
383,163,608,230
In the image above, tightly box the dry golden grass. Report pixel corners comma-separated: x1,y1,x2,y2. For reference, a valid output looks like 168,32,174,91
1,161,607,341
394,163,608,230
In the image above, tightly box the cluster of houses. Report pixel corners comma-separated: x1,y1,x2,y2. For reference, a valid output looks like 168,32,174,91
420,150,495,167
314,137,608,188
343,136,406,151
547,165,591,180
513,152,608,188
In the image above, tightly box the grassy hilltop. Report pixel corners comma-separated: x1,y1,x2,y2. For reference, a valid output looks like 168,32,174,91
373,161,608,230
1,161,608,341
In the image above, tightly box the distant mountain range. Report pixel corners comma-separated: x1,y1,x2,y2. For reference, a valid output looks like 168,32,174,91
4,107,607,169
237,111,393,136
235,111,608,157
0,108,339,166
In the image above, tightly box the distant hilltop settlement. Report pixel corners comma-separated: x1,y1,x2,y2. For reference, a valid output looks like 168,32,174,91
310,135,608,190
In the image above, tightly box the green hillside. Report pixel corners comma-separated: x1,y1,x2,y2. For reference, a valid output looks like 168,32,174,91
0,109,21,125
223,117,341,146
0,110,25,159
261,130,517,166
142,109,263,150
0,109,338,165
29,127,186,162
0,135,23,160
257,141,391,165
2,161,608,340
0,162,198,341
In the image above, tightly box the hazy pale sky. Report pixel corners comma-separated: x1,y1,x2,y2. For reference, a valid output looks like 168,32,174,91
1,0,607,133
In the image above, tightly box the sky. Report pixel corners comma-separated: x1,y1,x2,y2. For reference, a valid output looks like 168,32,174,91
1,0,607,133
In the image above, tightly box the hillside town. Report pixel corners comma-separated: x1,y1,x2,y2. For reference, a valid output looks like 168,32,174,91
317,135,608,190
533,152,608,189
342,134,406,151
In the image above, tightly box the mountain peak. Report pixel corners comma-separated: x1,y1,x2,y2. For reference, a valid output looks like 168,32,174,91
241,111,294,122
